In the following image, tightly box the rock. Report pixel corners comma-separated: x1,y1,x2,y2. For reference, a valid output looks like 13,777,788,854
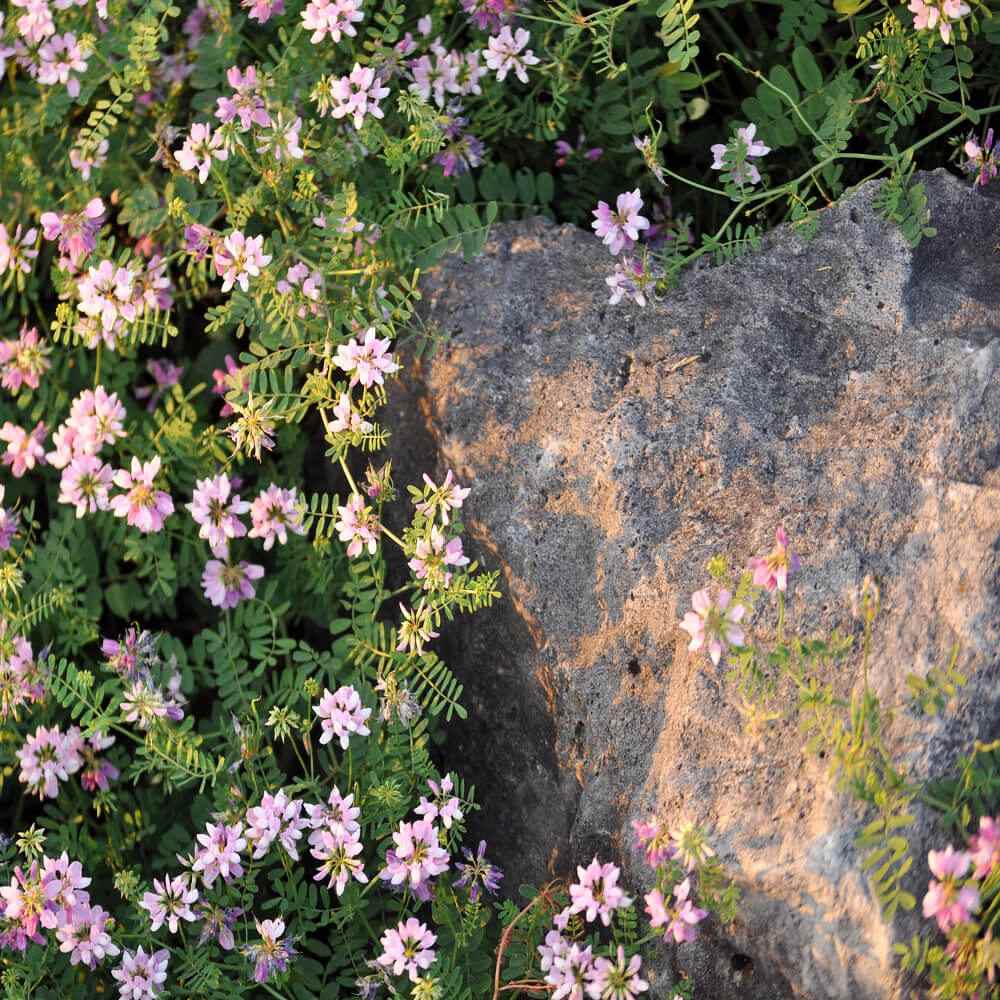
387,169,1000,999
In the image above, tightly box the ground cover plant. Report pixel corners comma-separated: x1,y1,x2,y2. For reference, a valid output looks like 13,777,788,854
2,0,1000,996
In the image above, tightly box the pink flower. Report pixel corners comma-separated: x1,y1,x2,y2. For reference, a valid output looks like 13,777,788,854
711,124,770,186
242,0,283,23
748,526,800,592
408,51,460,107
908,0,970,43
305,786,362,847
77,259,138,334
377,917,437,981
40,197,104,266
586,945,648,999
328,63,390,129
970,816,1000,878
175,122,228,182
214,230,272,293
415,469,470,525
380,819,450,894
79,731,119,792
645,879,707,943
483,25,539,84
1,324,51,392
0,862,49,946
0,223,38,276
396,602,439,655
111,947,170,999
592,190,650,256
58,454,114,517
187,473,250,556
53,902,119,968
408,526,469,589
109,457,174,533
964,129,1000,188
547,942,593,999
632,817,676,867
335,493,381,558
215,65,271,130
569,858,632,927
329,391,372,435
257,112,304,161
678,588,746,666
12,0,54,44
41,852,91,917
17,724,83,798
245,789,308,861
301,0,364,44
314,685,372,749
607,256,657,308
192,821,247,886
461,0,515,32
0,420,46,477
37,32,87,96
201,559,264,609
244,918,296,983
414,774,464,829
248,484,305,549
333,327,399,387
923,846,980,931
139,874,199,934
311,827,367,895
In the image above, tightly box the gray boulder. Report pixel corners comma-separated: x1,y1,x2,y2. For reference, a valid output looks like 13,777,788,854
388,169,1000,999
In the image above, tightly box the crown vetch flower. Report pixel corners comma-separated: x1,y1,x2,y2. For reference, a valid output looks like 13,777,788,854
58,455,114,518
711,123,770,186
546,942,594,998
192,821,247,886
139,874,199,934
314,684,372,749
380,819,450,894
454,840,503,902
215,65,271,130
17,724,83,798
569,858,632,926
1,324,51,392
187,473,250,556
242,0,283,24
111,946,170,999
0,223,38,276
244,917,296,983
37,32,88,97
245,789,308,861
329,63,390,129
632,816,677,867
40,197,104,266
305,786,362,847
415,469,470,525
109,457,174,533
679,588,746,666
923,845,980,931
585,945,649,999
414,774,463,829
396,602,439,655
377,917,437,982
201,559,264,609
408,526,469,589
336,493,382,558
964,128,1000,188
0,420,46,477
175,123,228,183
908,0,970,43
248,484,305,549
592,190,650,256
748,526,800,592
333,327,399,387
215,231,272,293
311,826,368,895
970,816,1000,878
483,25,539,84
302,0,364,44
645,879,708,944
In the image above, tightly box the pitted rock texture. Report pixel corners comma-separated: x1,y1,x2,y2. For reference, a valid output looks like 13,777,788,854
387,170,1000,1000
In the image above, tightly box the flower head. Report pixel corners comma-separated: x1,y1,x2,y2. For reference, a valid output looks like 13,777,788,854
923,846,980,931
748,526,800,592
244,918,296,983
201,559,264,609
679,588,746,666
333,327,399,388
111,947,170,999
483,26,539,84
109,457,174,533
139,874,199,934
568,858,632,927
592,191,649,256
377,917,437,982
314,685,372,749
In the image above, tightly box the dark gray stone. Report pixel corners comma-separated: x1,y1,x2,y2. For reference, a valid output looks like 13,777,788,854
388,169,1000,999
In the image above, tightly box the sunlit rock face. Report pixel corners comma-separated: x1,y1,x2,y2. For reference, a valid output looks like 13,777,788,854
389,170,1000,1000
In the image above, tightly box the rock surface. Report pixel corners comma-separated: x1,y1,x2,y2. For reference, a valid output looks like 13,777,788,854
388,169,1000,999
